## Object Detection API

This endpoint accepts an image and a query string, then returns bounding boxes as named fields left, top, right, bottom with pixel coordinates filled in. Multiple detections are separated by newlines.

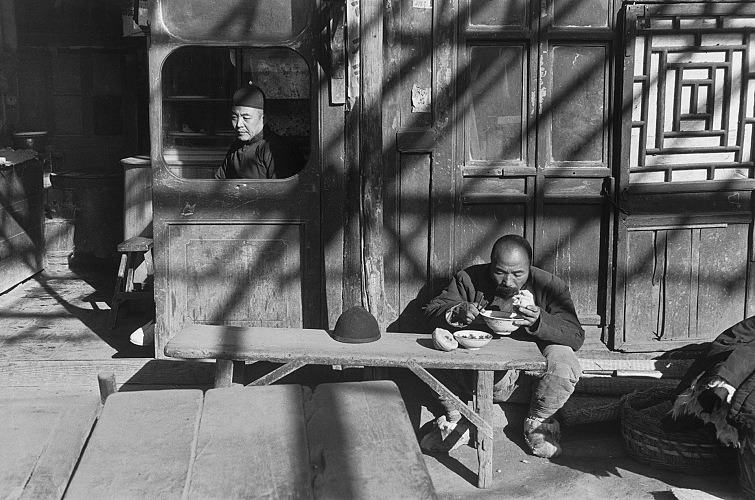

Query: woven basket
left=620, top=387, right=738, bottom=475
left=560, top=394, right=625, bottom=426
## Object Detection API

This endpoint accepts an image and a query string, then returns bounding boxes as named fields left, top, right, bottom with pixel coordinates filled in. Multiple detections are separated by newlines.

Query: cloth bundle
left=664, top=316, right=755, bottom=447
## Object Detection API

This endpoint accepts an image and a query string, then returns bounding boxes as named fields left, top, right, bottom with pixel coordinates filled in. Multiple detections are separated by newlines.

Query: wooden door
left=446, top=0, right=618, bottom=343
left=149, top=0, right=332, bottom=355
left=615, top=2, right=755, bottom=351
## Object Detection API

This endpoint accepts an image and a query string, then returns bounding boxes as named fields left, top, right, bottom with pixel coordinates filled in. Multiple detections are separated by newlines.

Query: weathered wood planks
left=0, top=394, right=99, bottom=500
left=306, top=380, right=437, bottom=499
left=64, top=390, right=203, bottom=499
left=64, top=382, right=435, bottom=499
left=188, top=386, right=313, bottom=499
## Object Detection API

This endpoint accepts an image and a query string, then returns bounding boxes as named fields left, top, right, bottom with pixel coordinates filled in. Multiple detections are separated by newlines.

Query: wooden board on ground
left=306, top=380, right=437, bottom=499
left=64, top=390, right=203, bottom=499
left=0, top=394, right=99, bottom=500
left=188, top=385, right=312, bottom=499
left=0, top=359, right=215, bottom=389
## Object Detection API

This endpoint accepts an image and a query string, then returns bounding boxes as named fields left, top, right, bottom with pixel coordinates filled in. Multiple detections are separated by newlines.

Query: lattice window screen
left=630, top=14, right=755, bottom=184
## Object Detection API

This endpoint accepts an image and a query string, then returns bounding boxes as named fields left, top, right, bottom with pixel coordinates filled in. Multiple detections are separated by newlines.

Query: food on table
left=513, top=290, right=535, bottom=309
left=454, top=332, right=492, bottom=340
left=453, top=330, right=493, bottom=349
left=432, top=327, right=458, bottom=351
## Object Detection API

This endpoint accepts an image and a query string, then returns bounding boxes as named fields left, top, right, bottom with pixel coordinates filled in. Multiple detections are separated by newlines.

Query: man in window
left=214, top=84, right=306, bottom=179
left=422, top=234, right=584, bottom=458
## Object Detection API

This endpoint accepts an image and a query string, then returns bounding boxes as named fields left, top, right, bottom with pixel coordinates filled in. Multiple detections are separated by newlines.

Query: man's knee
left=542, top=344, right=582, bottom=383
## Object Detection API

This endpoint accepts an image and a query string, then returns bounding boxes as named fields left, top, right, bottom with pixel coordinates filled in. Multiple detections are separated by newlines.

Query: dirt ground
left=0, top=261, right=750, bottom=499
left=419, top=403, right=747, bottom=499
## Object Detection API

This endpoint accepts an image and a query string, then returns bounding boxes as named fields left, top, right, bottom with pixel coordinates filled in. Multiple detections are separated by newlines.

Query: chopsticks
left=473, top=291, right=488, bottom=311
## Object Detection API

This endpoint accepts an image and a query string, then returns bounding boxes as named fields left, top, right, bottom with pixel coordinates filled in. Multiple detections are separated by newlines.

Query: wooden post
left=359, top=0, right=386, bottom=329
left=476, top=370, right=494, bottom=488
left=342, top=0, right=362, bottom=311
left=97, top=372, right=117, bottom=404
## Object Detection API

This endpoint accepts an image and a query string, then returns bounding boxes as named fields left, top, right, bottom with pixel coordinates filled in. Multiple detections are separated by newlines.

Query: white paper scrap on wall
left=411, top=84, right=431, bottom=113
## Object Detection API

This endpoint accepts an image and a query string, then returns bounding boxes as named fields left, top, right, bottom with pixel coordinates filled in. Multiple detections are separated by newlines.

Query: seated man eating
left=422, top=234, right=584, bottom=458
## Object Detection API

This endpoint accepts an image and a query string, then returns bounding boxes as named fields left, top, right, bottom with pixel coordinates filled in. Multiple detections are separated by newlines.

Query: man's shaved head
left=491, top=234, right=532, bottom=264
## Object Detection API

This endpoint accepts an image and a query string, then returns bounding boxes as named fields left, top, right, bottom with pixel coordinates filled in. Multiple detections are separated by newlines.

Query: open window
left=161, top=46, right=311, bottom=179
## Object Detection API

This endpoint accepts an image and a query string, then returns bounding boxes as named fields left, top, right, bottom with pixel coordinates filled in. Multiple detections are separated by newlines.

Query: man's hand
left=515, top=304, right=540, bottom=328
left=450, top=302, right=481, bottom=326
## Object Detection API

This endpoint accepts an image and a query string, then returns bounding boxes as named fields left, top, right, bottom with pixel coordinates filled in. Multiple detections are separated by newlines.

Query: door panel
left=619, top=224, right=749, bottom=348
left=539, top=198, right=605, bottom=326
left=615, top=2, right=755, bottom=351
left=450, top=0, right=617, bottom=343
left=455, top=197, right=531, bottom=269
left=167, top=223, right=304, bottom=329
left=465, top=45, right=527, bottom=164
left=549, top=44, right=609, bottom=165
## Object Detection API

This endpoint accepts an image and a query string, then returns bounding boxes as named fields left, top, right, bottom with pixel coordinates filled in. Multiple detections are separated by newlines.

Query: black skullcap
left=331, top=306, right=381, bottom=344
left=232, top=84, right=265, bottom=109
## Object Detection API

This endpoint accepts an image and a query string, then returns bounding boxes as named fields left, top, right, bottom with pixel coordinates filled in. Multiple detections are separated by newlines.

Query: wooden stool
left=108, top=236, right=154, bottom=329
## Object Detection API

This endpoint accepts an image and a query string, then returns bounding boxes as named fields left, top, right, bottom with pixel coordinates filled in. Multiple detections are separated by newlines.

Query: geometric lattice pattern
left=630, top=14, right=755, bottom=184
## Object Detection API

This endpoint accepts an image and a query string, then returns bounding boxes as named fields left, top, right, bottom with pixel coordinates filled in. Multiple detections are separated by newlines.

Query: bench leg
left=406, top=361, right=493, bottom=437
left=214, top=360, right=246, bottom=387
left=107, top=253, right=128, bottom=329
left=214, top=360, right=234, bottom=388
left=476, top=370, right=494, bottom=489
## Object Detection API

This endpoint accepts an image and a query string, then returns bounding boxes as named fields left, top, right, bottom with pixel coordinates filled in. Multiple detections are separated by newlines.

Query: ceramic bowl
left=478, top=310, right=520, bottom=335
left=453, top=330, right=493, bottom=350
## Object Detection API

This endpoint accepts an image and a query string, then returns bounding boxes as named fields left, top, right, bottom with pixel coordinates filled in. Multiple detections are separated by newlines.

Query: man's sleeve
left=215, top=143, right=238, bottom=179
left=266, top=138, right=305, bottom=179
left=528, top=278, right=584, bottom=351
left=709, top=316, right=755, bottom=388
left=214, top=158, right=229, bottom=179
left=424, top=271, right=476, bottom=328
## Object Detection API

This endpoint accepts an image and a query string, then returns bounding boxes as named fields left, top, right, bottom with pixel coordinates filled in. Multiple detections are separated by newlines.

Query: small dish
left=453, top=330, right=493, bottom=350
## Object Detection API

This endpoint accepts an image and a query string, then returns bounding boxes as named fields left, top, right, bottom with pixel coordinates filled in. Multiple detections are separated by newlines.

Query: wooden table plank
left=64, top=390, right=203, bottom=500
left=187, top=386, right=312, bottom=500
left=306, top=381, right=437, bottom=500
left=0, top=395, right=99, bottom=500
left=165, top=326, right=546, bottom=371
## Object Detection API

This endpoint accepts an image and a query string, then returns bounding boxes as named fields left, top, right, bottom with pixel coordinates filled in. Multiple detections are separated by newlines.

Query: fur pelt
left=671, top=373, right=740, bottom=447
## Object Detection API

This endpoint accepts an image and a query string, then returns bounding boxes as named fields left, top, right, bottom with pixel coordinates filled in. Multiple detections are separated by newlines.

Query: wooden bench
left=65, top=380, right=436, bottom=499
left=164, top=324, right=546, bottom=489
left=108, top=236, right=154, bottom=329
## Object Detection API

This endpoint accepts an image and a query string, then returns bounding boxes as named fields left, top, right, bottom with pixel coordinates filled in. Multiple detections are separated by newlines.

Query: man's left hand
left=514, top=304, right=540, bottom=328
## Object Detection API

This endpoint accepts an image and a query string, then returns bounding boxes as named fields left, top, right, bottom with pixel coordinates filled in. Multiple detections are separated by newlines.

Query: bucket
left=49, top=169, right=123, bottom=263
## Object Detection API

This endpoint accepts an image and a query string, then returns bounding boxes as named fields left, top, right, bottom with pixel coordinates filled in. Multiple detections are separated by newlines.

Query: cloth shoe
left=419, top=416, right=471, bottom=453
left=523, top=416, right=562, bottom=458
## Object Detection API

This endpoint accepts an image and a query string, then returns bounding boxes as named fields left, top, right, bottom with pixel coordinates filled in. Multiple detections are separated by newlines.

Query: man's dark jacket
left=675, top=316, right=755, bottom=430
left=424, top=263, right=584, bottom=351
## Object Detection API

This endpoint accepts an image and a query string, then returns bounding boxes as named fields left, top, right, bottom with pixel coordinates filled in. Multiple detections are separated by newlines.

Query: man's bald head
left=489, top=235, right=532, bottom=298
left=491, top=234, right=532, bottom=264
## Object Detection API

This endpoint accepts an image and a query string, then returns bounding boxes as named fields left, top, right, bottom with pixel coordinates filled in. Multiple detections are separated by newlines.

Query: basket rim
left=620, top=387, right=738, bottom=474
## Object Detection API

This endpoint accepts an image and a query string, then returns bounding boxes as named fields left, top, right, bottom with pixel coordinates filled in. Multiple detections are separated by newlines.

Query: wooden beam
left=247, top=358, right=309, bottom=386
left=406, top=361, right=493, bottom=438
left=360, top=0, right=386, bottom=328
